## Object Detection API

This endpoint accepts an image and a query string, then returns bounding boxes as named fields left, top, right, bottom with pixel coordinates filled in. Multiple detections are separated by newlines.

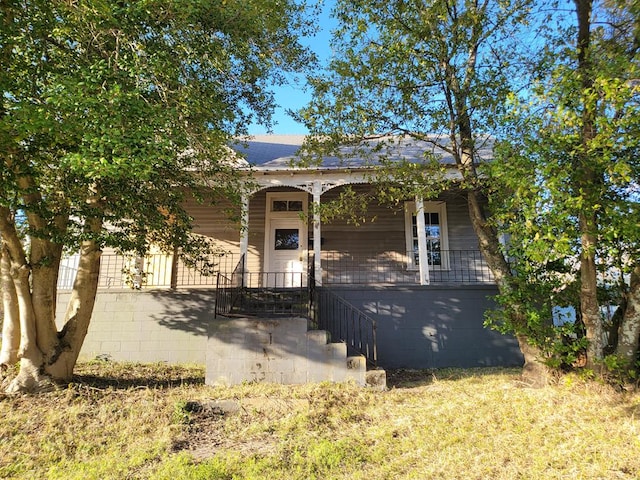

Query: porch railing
left=58, top=252, right=241, bottom=290
left=314, top=285, right=378, bottom=368
left=235, top=272, right=311, bottom=317
left=58, top=249, right=494, bottom=290
left=320, top=249, right=494, bottom=285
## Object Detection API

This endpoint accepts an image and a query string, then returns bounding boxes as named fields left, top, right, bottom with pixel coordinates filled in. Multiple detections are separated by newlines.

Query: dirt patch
left=172, top=397, right=309, bottom=461
left=385, top=369, right=436, bottom=388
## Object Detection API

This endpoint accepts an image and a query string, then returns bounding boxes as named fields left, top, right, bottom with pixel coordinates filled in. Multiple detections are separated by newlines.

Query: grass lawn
left=1, top=362, right=640, bottom=479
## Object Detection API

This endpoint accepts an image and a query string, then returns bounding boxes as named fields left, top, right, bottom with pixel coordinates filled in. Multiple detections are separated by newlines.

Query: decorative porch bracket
left=251, top=171, right=369, bottom=284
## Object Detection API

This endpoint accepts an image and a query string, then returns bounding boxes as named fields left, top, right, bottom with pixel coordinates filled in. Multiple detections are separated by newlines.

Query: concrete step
left=365, top=369, right=387, bottom=391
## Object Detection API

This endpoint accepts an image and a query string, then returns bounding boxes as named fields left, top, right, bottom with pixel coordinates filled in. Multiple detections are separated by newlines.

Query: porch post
left=415, top=195, right=430, bottom=285
left=312, top=180, right=322, bottom=285
left=239, top=192, right=250, bottom=274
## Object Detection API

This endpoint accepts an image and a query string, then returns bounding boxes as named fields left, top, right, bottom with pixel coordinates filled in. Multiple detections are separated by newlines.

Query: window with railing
left=404, top=201, right=449, bottom=270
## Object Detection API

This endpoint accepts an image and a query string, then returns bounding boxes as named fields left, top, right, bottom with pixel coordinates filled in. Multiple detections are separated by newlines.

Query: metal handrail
left=214, top=255, right=245, bottom=318
left=314, top=285, right=378, bottom=367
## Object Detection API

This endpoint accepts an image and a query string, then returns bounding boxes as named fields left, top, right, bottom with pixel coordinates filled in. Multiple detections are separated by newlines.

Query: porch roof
left=231, top=134, right=494, bottom=172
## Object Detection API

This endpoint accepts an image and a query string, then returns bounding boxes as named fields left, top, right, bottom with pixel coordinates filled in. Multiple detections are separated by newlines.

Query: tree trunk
left=574, top=0, right=604, bottom=370
left=580, top=222, right=605, bottom=370
left=0, top=247, right=20, bottom=368
left=46, top=232, right=102, bottom=380
left=0, top=189, right=104, bottom=391
left=615, top=265, right=640, bottom=365
left=5, top=262, right=49, bottom=393
left=517, top=334, right=552, bottom=387
left=30, top=238, right=64, bottom=364
left=467, top=188, right=550, bottom=386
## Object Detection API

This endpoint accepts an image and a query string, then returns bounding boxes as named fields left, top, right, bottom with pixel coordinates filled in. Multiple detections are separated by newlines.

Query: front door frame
left=263, top=191, right=309, bottom=285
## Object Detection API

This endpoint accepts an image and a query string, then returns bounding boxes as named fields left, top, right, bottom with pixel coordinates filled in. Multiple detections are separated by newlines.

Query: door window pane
left=272, top=200, right=288, bottom=211
left=288, top=200, right=303, bottom=211
left=274, top=229, right=299, bottom=250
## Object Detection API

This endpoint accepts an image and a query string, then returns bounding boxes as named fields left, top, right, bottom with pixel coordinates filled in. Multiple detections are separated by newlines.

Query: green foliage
left=484, top=1, right=640, bottom=365
left=299, top=0, right=533, bottom=140
left=172, top=400, right=192, bottom=426
left=545, top=325, right=589, bottom=370
left=310, top=186, right=373, bottom=226
left=1, top=0, right=315, bottom=256
left=601, top=354, right=640, bottom=386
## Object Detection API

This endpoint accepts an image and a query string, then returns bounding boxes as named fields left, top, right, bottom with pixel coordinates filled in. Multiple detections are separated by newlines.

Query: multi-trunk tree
left=0, top=0, right=313, bottom=392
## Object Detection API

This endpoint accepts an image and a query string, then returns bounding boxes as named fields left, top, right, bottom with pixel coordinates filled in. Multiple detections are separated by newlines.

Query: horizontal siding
left=183, top=185, right=479, bottom=260
left=320, top=185, right=405, bottom=258
left=247, top=190, right=267, bottom=273
left=185, top=197, right=241, bottom=247
left=319, top=186, right=479, bottom=257
left=178, top=185, right=483, bottom=283
left=442, top=194, right=480, bottom=251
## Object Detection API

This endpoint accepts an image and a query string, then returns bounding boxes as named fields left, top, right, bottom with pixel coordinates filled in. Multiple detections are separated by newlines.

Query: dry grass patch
left=1, top=363, right=640, bottom=479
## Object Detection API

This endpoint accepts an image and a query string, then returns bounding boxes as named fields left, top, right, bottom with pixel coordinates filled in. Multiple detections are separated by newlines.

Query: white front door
left=264, top=192, right=308, bottom=288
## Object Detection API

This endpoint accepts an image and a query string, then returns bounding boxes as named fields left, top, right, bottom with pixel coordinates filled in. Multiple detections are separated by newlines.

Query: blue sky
left=248, top=1, right=337, bottom=135
left=247, top=0, right=580, bottom=136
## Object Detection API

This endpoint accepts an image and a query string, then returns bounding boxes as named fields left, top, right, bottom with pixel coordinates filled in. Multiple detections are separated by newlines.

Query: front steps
left=206, top=316, right=376, bottom=387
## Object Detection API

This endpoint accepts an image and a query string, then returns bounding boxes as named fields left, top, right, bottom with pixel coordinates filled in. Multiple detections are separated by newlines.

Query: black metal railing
left=314, top=286, right=377, bottom=367
left=58, top=249, right=495, bottom=290
left=58, top=252, right=241, bottom=290
left=235, top=272, right=311, bottom=317
left=320, top=249, right=494, bottom=285
left=214, top=255, right=245, bottom=318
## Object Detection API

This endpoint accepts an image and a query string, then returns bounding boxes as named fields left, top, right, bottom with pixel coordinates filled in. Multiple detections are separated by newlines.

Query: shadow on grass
left=385, top=369, right=436, bottom=388
left=68, top=362, right=521, bottom=391
left=70, top=374, right=205, bottom=390
left=70, top=362, right=205, bottom=390
left=386, top=367, right=522, bottom=389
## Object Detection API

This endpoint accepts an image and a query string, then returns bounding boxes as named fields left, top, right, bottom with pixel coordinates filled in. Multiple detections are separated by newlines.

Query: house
left=56, top=135, right=524, bottom=385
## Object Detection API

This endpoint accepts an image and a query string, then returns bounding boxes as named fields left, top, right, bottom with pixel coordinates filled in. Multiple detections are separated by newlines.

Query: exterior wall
left=55, top=290, right=367, bottom=385
left=319, top=185, right=406, bottom=258
left=318, top=186, right=484, bottom=284
left=319, top=186, right=479, bottom=256
left=187, top=197, right=241, bottom=247
left=56, top=289, right=215, bottom=363
left=185, top=184, right=480, bottom=275
left=444, top=193, right=481, bottom=250
left=186, top=187, right=313, bottom=275
left=58, top=285, right=523, bottom=370
left=331, top=285, right=524, bottom=369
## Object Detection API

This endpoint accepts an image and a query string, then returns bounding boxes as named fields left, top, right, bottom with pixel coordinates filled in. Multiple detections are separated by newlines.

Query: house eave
left=240, top=164, right=463, bottom=192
